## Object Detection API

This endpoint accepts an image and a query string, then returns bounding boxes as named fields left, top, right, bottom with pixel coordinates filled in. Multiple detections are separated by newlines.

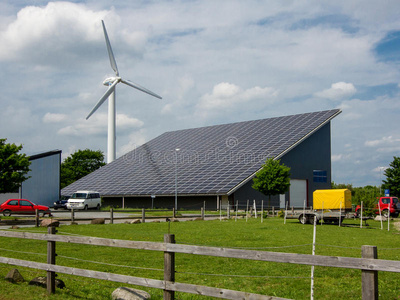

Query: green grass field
left=0, top=217, right=399, bottom=299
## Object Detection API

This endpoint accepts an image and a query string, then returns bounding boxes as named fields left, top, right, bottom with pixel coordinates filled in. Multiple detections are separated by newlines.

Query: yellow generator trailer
left=286, top=189, right=351, bottom=225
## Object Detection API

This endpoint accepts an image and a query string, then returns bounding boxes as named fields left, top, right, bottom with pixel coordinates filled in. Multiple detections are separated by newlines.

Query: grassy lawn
left=0, top=217, right=399, bottom=299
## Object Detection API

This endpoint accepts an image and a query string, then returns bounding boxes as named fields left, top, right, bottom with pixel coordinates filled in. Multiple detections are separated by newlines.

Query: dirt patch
left=394, top=221, right=400, bottom=231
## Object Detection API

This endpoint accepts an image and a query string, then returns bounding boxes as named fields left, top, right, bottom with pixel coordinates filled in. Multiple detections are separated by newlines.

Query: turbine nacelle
left=103, top=77, right=121, bottom=86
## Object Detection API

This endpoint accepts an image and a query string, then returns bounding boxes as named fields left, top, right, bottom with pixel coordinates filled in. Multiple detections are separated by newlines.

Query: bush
left=277, top=210, right=285, bottom=218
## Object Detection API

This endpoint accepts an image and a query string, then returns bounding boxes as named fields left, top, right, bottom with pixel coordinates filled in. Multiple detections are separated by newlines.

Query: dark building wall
left=21, top=151, right=61, bottom=207
left=280, top=122, right=332, bottom=205
left=233, top=123, right=331, bottom=208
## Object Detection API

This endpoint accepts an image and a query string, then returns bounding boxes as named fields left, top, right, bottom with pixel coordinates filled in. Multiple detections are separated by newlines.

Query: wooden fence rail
left=0, top=229, right=398, bottom=299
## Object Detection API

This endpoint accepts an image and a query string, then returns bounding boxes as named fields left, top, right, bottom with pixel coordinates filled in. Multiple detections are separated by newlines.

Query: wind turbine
left=86, top=20, right=162, bottom=163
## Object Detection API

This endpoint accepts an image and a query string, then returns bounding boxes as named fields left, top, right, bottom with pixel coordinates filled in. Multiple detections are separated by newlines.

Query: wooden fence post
left=142, top=208, right=146, bottom=223
left=227, top=206, right=230, bottom=219
left=71, top=208, right=74, bottom=223
left=173, top=208, right=176, bottom=219
left=35, top=209, right=39, bottom=227
left=110, top=208, right=113, bottom=224
left=164, top=234, right=175, bottom=300
left=47, top=226, right=56, bottom=294
left=261, top=201, right=264, bottom=223
left=362, top=245, right=378, bottom=300
left=201, top=207, right=204, bottom=220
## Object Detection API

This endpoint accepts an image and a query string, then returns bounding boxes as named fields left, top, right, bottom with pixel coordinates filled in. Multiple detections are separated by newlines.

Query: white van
left=66, top=191, right=101, bottom=210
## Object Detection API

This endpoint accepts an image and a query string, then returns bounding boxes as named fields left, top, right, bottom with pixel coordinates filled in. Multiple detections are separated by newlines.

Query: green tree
left=331, top=181, right=353, bottom=191
left=382, top=156, right=400, bottom=197
left=332, top=181, right=381, bottom=208
left=252, top=158, right=291, bottom=207
left=352, top=185, right=381, bottom=208
left=0, top=138, right=31, bottom=193
left=61, top=149, right=106, bottom=189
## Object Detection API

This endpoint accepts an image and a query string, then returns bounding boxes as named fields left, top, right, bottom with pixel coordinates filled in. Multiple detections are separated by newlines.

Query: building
left=1, top=150, right=62, bottom=207
left=61, top=109, right=341, bottom=209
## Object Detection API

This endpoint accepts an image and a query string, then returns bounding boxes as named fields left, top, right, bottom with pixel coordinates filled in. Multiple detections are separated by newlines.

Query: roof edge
left=29, top=150, right=62, bottom=161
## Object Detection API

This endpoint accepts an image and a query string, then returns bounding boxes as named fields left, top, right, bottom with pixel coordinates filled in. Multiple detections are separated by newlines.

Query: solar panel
left=62, top=109, right=341, bottom=196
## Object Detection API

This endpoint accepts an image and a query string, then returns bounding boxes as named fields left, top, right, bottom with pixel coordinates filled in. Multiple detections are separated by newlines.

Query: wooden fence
left=0, top=228, right=399, bottom=299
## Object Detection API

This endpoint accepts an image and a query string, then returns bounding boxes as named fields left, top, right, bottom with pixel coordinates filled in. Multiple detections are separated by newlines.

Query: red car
left=0, top=199, right=51, bottom=217
left=354, top=196, right=399, bottom=218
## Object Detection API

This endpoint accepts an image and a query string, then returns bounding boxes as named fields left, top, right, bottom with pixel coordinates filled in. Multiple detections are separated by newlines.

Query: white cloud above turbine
left=0, top=2, right=147, bottom=69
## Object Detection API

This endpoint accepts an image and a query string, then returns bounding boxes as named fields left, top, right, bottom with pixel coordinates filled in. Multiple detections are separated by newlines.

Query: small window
left=313, top=170, right=327, bottom=183
left=382, top=198, right=390, bottom=204
left=20, top=200, right=32, bottom=206
left=8, top=200, right=18, bottom=206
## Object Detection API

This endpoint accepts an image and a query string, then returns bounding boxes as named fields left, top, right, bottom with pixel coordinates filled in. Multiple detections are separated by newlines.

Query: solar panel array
left=61, top=109, right=341, bottom=196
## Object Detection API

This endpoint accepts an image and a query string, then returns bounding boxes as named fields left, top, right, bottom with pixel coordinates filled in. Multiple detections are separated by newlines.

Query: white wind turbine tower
left=87, top=20, right=162, bottom=163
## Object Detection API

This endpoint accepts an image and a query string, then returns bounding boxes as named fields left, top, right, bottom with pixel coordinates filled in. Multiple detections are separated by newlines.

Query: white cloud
left=58, top=123, right=102, bottom=136
left=197, top=82, right=278, bottom=111
left=0, top=3, right=104, bottom=61
left=365, top=136, right=400, bottom=147
left=116, top=114, right=144, bottom=128
left=372, top=166, right=388, bottom=173
left=58, top=113, right=143, bottom=136
left=314, top=82, right=357, bottom=100
left=376, top=146, right=400, bottom=153
left=43, top=112, right=67, bottom=123
left=0, top=2, right=147, bottom=70
left=331, top=154, right=351, bottom=162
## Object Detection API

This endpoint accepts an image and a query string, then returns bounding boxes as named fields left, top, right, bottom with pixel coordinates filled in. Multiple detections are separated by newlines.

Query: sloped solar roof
left=62, top=109, right=341, bottom=197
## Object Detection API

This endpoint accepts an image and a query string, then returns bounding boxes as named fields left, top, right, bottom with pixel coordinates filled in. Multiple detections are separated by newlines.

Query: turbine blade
left=102, top=20, right=119, bottom=76
left=86, top=81, right=119, bottom=120
left=121, top=79, right=162, bottom=99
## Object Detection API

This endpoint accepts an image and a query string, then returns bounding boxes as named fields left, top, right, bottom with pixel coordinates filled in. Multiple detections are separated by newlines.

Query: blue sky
left=0, top=1, right=400, bottom=187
